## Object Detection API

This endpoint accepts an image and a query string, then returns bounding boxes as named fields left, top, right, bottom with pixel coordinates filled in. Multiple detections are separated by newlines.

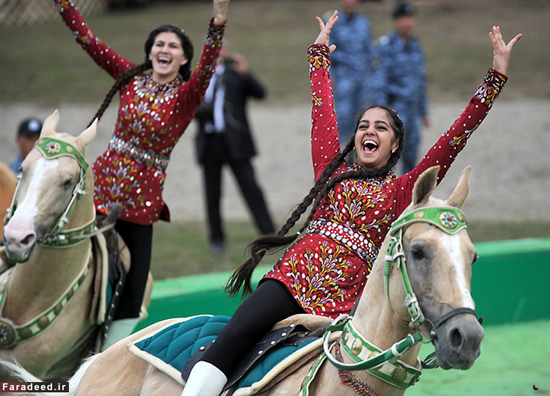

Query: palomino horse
left=0, top=111, right=152, bottom=381
left=0, top=161, right=16, bottom=238
left=8, top=166, right=483, bottom=395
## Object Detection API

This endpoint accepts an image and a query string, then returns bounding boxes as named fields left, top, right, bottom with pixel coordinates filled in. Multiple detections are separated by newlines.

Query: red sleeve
left=175, top=19, right=225, bottom=127
left=54, top=0, right=134, bottom=79
left=393, top=69, right=508, bottom=214
left=308, top=44, right=341, bottom=182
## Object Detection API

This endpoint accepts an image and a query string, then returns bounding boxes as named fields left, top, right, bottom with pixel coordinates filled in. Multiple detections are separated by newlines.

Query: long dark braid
left=87, top=62, right=151, bottom=128
left=225, top=104, right=405, bottom=298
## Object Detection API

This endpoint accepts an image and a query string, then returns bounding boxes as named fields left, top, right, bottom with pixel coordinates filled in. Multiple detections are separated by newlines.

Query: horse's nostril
left=450, top=328, right=463, bottom=348
left=21, top=233, right=36, bottom=246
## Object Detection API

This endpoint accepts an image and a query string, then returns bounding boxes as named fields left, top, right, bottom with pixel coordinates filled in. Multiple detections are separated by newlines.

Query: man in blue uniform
left=328, top=0, right=373, bottom=147
left=370, top=1, right=430, bottom=174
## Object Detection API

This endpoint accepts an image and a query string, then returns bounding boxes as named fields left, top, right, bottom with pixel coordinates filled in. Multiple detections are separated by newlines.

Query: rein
left=312, top=206, right=479, bottom=392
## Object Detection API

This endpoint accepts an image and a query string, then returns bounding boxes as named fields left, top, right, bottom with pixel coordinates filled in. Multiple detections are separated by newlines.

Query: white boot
left=101, top=317, right=139, bottom=351
left=181, top=361, right=228, bottom=396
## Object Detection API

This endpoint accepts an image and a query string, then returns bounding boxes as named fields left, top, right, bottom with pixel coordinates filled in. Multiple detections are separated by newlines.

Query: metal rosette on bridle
left=0, top=317, right=18, bottom=349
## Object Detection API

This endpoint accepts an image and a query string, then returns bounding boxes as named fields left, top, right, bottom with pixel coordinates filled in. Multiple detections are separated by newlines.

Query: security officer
left=326, top=0, right=373, bottom=147
left=370, top=1, right=430, bottom=174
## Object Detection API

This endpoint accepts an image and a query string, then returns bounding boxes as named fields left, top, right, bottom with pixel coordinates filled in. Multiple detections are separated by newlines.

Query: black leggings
left=201, top=279, right=305, bottom=377
left=113, top=219, right=153, bottom=319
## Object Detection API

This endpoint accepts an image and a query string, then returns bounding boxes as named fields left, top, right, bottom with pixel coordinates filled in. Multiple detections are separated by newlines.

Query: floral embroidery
left=475, top=69, right=507, bottom=108
left=308, top=45, right=331, bottom=72
left=450, top=126, right=477, bottom=147
left=289, top=243, right=349, bottom=311
left=312, top=94, right=324, bottom=108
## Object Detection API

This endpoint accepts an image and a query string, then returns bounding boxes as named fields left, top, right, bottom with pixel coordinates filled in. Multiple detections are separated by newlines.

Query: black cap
left=392, top=2, right=416, bottom=19
left=17, top=118, right=42, bottom=138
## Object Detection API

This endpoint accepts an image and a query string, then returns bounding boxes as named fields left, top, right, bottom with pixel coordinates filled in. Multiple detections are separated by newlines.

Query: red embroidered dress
left=264, top=44, right=507, bottom=319
left=55, top=0, right=225, bottom=225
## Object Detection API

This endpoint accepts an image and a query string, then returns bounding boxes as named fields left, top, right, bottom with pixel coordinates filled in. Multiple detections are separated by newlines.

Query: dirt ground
left=1, top=98, right=549, bottom=222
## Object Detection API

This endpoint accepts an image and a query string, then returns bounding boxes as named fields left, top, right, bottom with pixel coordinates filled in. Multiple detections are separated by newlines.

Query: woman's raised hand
left=213, top=0, right=230, bottom=25
left=490, top=26, right=521, bottom=76
left=314, top=10, right=339, bottom=52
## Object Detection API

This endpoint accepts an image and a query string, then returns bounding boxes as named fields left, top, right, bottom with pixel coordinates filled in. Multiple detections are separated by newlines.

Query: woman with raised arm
left=181, top=12, right=520, bottom=396
left=53, top=0, right=230, bottom=349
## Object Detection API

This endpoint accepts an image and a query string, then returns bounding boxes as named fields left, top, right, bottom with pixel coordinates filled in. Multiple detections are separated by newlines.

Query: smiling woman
left=149, top=32, right=188, bottom=84
left=354, top=106, right=400, bottom=170
left=51, top=0, right=230, bottom=349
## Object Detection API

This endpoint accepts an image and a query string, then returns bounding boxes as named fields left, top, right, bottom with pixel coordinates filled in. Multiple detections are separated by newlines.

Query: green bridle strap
left=383, top=206, right=468, bottom=327
left=5, top=137, right=95, bottom=247
left=0, top=250, right=93, bottom=348
left=35, top=137, right=89, bottom=174
left=323, top=316, right=423, bottom=372
left=35, top=138, right=93, bottom=246
left=389, top=206, right=467, bottom=236
left=318, top=315, right=423, bottom=390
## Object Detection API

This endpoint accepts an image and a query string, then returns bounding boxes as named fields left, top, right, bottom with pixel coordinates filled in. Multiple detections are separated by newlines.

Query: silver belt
left=307, top=219, right=379, bottom=264
left=109, top=137, right=169, bottom=169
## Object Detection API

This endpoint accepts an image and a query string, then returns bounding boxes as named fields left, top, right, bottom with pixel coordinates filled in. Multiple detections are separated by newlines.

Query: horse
left=0, top=110, right=152, bottom=381
left=5, top=165, right=483, bottom=395
left=0, top=161, right=16, bottom=239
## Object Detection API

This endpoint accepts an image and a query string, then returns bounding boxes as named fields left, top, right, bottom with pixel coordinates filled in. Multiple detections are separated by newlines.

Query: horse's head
left=3, top=110, right=97, bottom=262
left=386, top=166, right=483, bottom=370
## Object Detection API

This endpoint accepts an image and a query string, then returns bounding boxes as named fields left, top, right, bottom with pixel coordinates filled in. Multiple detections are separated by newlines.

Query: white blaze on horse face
left=438, top=232, right=475, bottom=309
left=6, top=157, right=57, bottom=238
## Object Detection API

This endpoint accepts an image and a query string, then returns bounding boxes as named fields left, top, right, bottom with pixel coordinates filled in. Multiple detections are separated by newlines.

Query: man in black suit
left=195, top=43, right=274, bottom=254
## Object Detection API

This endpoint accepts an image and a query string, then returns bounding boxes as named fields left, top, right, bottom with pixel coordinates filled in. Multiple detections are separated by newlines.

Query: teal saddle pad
left=131, top=315, right=317, bottom=389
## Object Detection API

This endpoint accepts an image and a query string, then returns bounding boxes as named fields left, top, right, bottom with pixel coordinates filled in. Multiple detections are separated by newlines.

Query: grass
left=1, top=0, right=549, bottom=105
left=408, top=320, right=550, bottom=395
left=151, top=218, right=550, bottom=280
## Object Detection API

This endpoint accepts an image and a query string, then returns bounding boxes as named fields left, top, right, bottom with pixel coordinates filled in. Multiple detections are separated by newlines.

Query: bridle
left=384, top=206, right=479, bottom=339
left=316, top=206, right=480, bottom=390
left=5, top=137, right=110, bottom=248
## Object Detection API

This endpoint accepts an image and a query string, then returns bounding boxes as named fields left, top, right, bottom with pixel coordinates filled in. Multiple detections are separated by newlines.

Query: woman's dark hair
left=87, top=24, right=194, bottom=127
left=144, top=24, right=194, bottom=81
left=225, top=104, right=405, bottom=298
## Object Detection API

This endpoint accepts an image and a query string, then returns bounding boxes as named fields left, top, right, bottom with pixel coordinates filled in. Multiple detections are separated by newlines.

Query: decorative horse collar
left=0, top=250, right=92, bottom=348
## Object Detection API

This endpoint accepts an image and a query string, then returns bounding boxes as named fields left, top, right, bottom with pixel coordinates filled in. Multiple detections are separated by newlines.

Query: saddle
left=128, top=314, right=334, bottom=395
left=90, top=210, right=131, bottom=350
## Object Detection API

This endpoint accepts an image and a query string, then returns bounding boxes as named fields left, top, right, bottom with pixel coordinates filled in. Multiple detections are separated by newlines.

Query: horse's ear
left=412, top=166, right=439, bottom=207
left=75, top=119, right=97, bottom=152
left=41, top=110, right=60, bottom=137
left=447, top=166, right=471, bottom=209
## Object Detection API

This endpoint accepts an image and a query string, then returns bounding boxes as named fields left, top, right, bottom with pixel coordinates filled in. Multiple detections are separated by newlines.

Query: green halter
left=5, top=137, right=95, bottom=247
left=384, top=206, right=468, bottom=327
left=35, top=137, right=89, bottom=175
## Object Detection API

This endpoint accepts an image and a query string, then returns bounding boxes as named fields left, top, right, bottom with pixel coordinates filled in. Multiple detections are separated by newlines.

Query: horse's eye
left=62, top=178, right=74, bottom=189
left=411, top=246, right=425, bottom=260
left=472, top=252, right=478, bottom=266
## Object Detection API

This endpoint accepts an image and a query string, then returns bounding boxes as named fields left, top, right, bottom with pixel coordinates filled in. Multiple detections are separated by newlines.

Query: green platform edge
left=136, top=238, right=550, bottom=331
